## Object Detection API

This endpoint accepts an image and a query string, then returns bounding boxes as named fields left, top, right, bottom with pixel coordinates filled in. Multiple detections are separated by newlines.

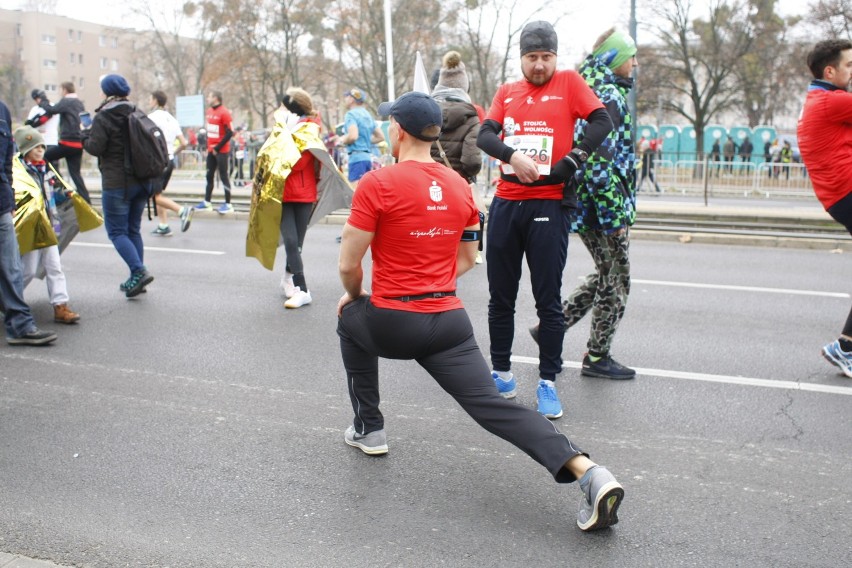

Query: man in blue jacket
left=0, top=99, right=57, bottom=345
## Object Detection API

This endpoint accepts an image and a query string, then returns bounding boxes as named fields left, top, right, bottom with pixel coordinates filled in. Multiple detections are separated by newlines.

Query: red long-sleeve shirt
left=797, top=82, right=852, bottom=209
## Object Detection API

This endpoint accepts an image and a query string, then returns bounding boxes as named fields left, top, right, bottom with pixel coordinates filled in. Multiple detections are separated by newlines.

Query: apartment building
left=0, top=8, right=133, bottom=121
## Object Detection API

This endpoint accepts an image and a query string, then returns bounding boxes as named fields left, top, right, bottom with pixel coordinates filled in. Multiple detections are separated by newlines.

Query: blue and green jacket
left=571, top=53, right=636, bottom=234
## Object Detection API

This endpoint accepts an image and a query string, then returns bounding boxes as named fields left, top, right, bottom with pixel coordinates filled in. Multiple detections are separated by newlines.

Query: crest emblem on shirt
left=526, top=96, right=535, bottom=105
left=429, top=181, right=443, bottom=203
left=503, top=117, right=519, bottom=136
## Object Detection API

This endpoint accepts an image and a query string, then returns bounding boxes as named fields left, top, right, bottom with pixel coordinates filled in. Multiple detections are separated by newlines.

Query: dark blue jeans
left=0, top=212, right=37, bottom=338
left=101, top=184, right=149, bottom=276
left=486, top=198, right=570, bottom=381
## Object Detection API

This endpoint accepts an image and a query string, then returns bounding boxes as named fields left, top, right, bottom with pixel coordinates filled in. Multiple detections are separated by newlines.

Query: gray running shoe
left=7, top=328, right=58, bottom=346
left=344, top=425, right=388, bottom=455
left=577, top=465, right=624, bottom=531
left=180, top=206, right=194, bottom=232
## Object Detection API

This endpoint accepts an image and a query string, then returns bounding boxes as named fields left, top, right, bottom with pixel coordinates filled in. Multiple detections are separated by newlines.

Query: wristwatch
left=570, top=148, right=589, bottom=163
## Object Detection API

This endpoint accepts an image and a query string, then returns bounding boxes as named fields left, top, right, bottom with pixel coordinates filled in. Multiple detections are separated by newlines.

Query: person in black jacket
left=30, top=82, right=89, bottom=202
left=0, top=99, right=58, bottom=345
left=82, top=74, right=154, bottom=298
left=430, top=51, right=485, bottom=263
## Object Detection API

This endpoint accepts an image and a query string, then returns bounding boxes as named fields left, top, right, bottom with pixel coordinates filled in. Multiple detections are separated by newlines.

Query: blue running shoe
left=822, top=340, right=852, bottom=378
left=536, top=379, right=563, bottom=419
left=217, top=202, right=234, bottom=214
left=194, top=200, right=213, bottom=211
left=492, top=371, right=517, bottom=399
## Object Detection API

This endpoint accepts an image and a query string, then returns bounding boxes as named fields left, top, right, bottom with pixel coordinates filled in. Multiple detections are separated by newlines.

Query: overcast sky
left=20, top=0, right=810, bottom=71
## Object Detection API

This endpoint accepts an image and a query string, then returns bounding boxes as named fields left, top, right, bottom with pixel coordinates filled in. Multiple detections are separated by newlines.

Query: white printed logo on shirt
left=429, top=181, right=443, bottom=203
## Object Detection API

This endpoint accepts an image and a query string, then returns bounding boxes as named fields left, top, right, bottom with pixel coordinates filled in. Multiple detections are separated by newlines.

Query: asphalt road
left=1, top=216, right=850, bottom=567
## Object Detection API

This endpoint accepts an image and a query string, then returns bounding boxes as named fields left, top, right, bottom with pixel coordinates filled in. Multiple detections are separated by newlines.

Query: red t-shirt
left=347, top=161, right=480, bottom=313
left=485, top=69, right=603, bottom=201
left=206, top=104, right=233, bottom=153
left=797, top=85, right=852, bottom=209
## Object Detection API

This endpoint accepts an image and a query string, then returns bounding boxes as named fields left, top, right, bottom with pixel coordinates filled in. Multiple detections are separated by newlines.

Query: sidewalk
left=0, top=552, right=68, bottom=568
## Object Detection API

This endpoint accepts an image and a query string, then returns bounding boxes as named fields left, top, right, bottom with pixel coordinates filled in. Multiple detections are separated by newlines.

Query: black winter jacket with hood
left=430, top=95, right=481, bottom=183
left=82, top=99, right=143, bottom=189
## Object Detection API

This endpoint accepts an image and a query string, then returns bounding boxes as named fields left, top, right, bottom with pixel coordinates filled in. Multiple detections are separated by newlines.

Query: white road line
left=70, top=242, right=225, bottom=255
left=510, top=355, right=852, bottom=396
left=631, top=278, right=849, bottom=299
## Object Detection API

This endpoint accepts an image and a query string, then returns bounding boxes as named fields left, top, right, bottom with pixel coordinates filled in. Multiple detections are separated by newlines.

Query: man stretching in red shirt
left=337, top=91, right=624, bottom=532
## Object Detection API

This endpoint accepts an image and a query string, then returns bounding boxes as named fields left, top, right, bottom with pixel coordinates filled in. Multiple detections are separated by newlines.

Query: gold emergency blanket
left=246, top=109, right=353, bottom=271
left=12, top=155, right=103, bottom=256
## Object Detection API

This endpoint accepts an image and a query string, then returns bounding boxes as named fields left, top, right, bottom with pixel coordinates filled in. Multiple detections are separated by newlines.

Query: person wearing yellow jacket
left=12, top=126, right=100, bottom=323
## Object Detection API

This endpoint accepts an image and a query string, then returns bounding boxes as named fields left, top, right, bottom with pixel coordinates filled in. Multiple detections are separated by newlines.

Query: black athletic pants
left=337, top=296, right=586, bottom=483
left=828, top=192, right=852, bottom=337
left=45, top=144, right=89, bottom=203
left=486, top=198, right=569, bottom=381
left=205, top=152, right=231, bottom=203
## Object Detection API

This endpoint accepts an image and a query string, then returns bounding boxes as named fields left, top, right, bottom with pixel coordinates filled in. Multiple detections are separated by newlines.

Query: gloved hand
left=550, top=155, right=578, bottom=183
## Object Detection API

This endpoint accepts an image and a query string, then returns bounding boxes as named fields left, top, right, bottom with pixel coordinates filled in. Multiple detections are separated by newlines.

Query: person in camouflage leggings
left=530, top=28, right=638, bottom=380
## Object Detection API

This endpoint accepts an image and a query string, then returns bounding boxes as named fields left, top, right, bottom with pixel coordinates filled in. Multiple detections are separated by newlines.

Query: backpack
left=123, top=107, right=170, bottom=181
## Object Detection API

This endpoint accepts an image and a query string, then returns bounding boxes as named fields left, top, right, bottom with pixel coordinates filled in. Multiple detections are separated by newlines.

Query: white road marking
left=510, top=355, right=852, bottom=396
left=70, top=242, right=225, bottom=255
left=631, top=278, right=849, bottom=299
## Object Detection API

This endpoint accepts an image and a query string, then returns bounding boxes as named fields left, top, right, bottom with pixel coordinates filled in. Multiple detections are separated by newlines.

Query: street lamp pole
left=384, top=0, right=395, bottom=101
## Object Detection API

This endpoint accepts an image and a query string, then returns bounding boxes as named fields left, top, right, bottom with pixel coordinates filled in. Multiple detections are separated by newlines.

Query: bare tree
left=127, top=1, right=224, bottom=97
left=456, top=0, right=555, bottom=110
left=645, top=0, right=755, bottom=156
left=323, top=0, right=461, bottom=115
left=207, top=0, right=331, bottom=128
left=733, top=0, right=803, bottom=127
left=807, top=0, right=852, bottom=38
left=0, top=55, right=27, bottom=120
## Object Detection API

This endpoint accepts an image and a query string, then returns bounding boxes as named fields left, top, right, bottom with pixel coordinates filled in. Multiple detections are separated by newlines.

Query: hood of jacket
left=439, top=100, right=478, bottom=132
left=578, top=54, right=633, bottom=95
left=432, top=86, right=471, bottom=104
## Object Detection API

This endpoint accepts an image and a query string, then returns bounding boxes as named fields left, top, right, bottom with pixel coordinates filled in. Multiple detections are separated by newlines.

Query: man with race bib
left=477, top=21, right=613, bottom=419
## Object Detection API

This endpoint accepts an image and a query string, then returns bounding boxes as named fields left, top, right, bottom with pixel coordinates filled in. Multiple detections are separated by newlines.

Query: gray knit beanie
left=437, top=51, right=470, bottom=92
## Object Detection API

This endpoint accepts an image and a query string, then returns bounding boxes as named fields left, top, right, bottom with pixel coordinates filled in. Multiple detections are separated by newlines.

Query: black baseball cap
left=377, top=92, right=442, bottom=142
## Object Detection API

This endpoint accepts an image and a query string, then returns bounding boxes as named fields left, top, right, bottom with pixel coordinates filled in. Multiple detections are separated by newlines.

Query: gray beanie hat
left=520, top=21, right=558, bottom=55
left=437, top=51, right=470, bottom=91
left=14, top=125, right=46, bottom=157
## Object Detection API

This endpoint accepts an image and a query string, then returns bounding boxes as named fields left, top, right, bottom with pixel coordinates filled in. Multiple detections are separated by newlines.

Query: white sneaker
left=475, top=251, right=483, bottom=264
left=284, top=289, right=312, bottom=309
left=280, top=272, right=296, bottom=298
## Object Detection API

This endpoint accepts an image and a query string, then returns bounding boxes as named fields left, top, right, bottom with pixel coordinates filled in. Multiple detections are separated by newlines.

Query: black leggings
left=205, top=152, right=231, bottom=202
left=280, top=202, right=312, bottom=290
left=828, top=192, right=852, bottom=336
left=337, top=297, right=587, bottom=483
left=45, top=144, right=89, bottom=203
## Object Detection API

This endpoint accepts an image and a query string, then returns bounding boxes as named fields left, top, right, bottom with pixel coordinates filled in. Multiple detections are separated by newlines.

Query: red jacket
left=283, top=117, right=321, bottom=203
left=797, top=81, right=852, bottom=209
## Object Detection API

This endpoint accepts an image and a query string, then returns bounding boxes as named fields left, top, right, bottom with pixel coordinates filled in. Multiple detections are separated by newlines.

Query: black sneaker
left=125, top=269, right=154, bottom=298
left=581, top=353, right=636, bottom=380
left=7, top=328, right=58, bottom=346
